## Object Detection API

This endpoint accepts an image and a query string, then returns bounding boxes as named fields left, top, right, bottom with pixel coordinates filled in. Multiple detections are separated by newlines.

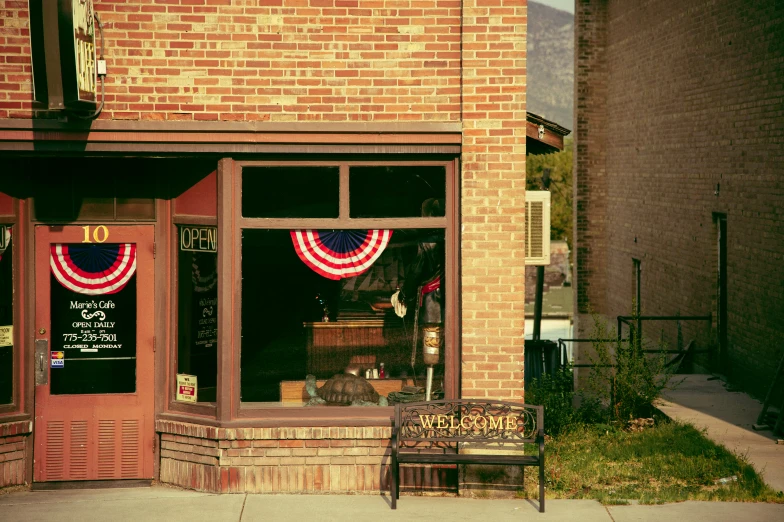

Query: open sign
left=180, top=227, right=217, bottom=253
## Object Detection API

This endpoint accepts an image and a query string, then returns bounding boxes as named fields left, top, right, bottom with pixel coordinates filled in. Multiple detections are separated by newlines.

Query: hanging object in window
left=50, top=243, right=137, bottom=295
left=191, top=253, right=217, bottom=293
left=290, top=230, right=392, bottom=280
left=0, top=226, right=10, bottom=262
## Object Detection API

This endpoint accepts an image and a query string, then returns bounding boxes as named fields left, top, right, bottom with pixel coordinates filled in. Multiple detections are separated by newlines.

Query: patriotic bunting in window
left=50, top=243, right=137, bottom=295
left=290, top=230, right=393, bottom=280
left=191, top=253, right=217, bottom=293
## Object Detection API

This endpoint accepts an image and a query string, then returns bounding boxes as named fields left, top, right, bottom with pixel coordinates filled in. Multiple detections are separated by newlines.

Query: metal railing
left=617, top=315, right=712, bottom=349
left=554, top=314, right=713, bottom=370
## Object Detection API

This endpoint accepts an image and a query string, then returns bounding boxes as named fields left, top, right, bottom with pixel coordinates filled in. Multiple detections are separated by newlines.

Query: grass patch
left=522, top=418, right=783, bottom=504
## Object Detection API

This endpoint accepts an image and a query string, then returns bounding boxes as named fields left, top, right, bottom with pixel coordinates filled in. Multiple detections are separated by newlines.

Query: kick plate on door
left=35, top=339, right=48, bottom=385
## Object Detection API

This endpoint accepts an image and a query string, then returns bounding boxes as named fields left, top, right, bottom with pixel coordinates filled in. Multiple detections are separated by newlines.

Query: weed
left=585, top=312, right=674, bottom=422
left=525, top=364, right=580, bottom=436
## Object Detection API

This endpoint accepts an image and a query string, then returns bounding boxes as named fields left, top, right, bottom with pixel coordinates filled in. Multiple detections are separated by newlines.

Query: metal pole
left=636, top=261, right=642, bottom=350
left=425, top=366, right=434, bottom=401
left=533, top=265, right=544, bottom=341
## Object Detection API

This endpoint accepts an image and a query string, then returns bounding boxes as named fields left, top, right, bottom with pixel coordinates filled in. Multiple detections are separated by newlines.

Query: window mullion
left=339, top=165, right=350, bottom=219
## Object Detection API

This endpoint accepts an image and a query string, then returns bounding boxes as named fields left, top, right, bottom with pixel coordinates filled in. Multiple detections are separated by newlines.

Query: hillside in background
left=528, top=2, right=574, bottom=131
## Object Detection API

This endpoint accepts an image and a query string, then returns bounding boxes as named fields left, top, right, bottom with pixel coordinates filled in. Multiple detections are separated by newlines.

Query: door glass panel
left=0, top=226, right=12, bottom=404
left=78, top=197, right=115, bottom=219
left=116, top=198, right=156, bottom=220
left=49, top=243, right=137, bottom=395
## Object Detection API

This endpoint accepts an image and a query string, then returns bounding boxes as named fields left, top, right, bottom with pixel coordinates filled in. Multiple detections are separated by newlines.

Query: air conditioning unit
left=525, top=191, right=551, bottom=266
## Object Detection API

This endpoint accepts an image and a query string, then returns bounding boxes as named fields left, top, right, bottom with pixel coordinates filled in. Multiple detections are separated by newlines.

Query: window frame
left=227, top=159, right=460, bottom=423
left=167, top=216, right=219, bottom=418
left=0, top=212, right=20, bottom=417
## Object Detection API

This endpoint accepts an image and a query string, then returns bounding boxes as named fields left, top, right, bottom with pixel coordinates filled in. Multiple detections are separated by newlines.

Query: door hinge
left=153, top=242, right=156, bottom=259
left=153, top=337, right=156, bottom=352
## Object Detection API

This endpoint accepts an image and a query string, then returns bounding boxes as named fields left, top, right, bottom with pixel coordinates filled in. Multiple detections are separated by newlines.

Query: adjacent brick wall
left=573, top=0, right=608, bottom=351
left=575, top=0, right=784, bottom=395
left=0, top=421, right=31, bottom=488
left=157, top=420, right=456, bottom=493
left=460, top=0, right=528, bottom=401
left=0, top=0, right=462, bottom=122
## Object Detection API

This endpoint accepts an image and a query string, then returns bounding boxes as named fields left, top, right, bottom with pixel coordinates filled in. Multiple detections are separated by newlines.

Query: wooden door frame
left=33, top=224, right=156, bottom=482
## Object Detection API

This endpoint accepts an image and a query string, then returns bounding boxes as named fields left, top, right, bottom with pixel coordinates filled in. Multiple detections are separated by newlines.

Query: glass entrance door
left=33, top=225, right=155, bottom=482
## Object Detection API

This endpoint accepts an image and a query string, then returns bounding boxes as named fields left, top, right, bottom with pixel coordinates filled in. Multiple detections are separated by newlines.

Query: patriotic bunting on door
left=50, top=243, right=137, bottom=295
left=291, top=230, right=392, bottom=280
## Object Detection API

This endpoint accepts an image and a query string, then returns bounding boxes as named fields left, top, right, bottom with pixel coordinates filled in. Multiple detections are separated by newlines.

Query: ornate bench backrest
left=394, top=400, right=543, bottom=444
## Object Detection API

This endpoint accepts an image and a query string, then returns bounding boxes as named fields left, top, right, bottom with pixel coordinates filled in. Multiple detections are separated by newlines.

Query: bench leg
left=539, top=463, right=545, bottom=513
left=391, top=459, right=398, bottom=509
left=395, top=461, right=400, bottom=499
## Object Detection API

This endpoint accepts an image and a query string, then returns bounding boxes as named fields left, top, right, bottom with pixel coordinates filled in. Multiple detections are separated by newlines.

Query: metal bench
left=390, top=399, right=545, bottom=512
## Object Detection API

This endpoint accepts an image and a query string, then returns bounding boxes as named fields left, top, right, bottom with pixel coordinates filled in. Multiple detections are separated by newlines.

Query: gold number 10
left=82, top=225, right=109, bottom=243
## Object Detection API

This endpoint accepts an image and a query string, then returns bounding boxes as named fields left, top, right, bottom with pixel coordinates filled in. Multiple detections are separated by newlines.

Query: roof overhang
left=526, top=112, right=571, bottom=155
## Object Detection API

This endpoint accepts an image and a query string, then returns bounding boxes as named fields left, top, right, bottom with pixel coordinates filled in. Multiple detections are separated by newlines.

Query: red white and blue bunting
left=290, top=230, right=392, bottom=280
left=50, top=243, right=137, bottom=295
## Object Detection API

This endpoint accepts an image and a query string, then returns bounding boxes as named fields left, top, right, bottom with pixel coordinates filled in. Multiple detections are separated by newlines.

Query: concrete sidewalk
left=657, top=374, right=784, bottom=494
left=4, top=374, right=783, bottom=521
left=1, top=487, right=784, bottom=522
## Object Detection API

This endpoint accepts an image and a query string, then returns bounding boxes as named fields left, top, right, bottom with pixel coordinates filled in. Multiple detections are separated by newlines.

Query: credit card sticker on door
left=51, top=351, right=64, bottom=368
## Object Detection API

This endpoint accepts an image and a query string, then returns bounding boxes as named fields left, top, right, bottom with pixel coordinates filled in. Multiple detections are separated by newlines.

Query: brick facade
left=460, top=0, right=528, bottom=401
left=573, top=0, right=608, bottom=345
left=0, top=0, right=530, bottom=493
left=157, top=420, right=456, bottom=493
left=1, top=0, right=462, bottom=122
left=574, top=0, right=784, bottom=395
left=0, top=421, right=31, bottom=488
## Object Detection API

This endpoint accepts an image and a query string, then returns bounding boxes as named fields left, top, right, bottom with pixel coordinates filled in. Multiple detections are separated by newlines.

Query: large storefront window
left=0, top=226, right=12, bottom=405
left=239, top=164, right=452, bottom=407
left=177, top=226, right=218, bottom=403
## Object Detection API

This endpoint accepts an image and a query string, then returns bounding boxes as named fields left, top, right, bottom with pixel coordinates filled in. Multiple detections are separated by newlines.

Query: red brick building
left=0, top=0, right=571, bottom=494
left=574, top=0, right=784, bottom=396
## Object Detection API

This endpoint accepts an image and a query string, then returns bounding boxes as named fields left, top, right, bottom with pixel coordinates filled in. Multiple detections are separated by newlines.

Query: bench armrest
left=538, top=427, right=545, bottom=460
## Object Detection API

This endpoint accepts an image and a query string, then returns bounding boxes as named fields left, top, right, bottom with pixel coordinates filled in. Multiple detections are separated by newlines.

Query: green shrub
left=585, top=313, right=674, bottom=422
left=526, top=365, right=580, bottom=436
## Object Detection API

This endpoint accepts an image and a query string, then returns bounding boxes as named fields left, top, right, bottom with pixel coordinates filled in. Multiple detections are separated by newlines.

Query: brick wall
left=0, top=421, right=31, bottom=488
left=459, top=0, right=528, bottom=401
left=575, top=0, right=784, bottom=395
left=573, top=0, right=608, bottom=343
left=0, top=0, right=462, bottom=122
left=157, top=420, right=456, bottom=493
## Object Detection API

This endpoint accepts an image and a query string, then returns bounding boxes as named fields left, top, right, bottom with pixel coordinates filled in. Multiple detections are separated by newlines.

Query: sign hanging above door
left=29, top=0, right=98, bottom=111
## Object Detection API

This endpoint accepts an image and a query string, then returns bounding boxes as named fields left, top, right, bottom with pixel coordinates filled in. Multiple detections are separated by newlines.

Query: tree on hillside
left=527, top=138, right=573, bottom=248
